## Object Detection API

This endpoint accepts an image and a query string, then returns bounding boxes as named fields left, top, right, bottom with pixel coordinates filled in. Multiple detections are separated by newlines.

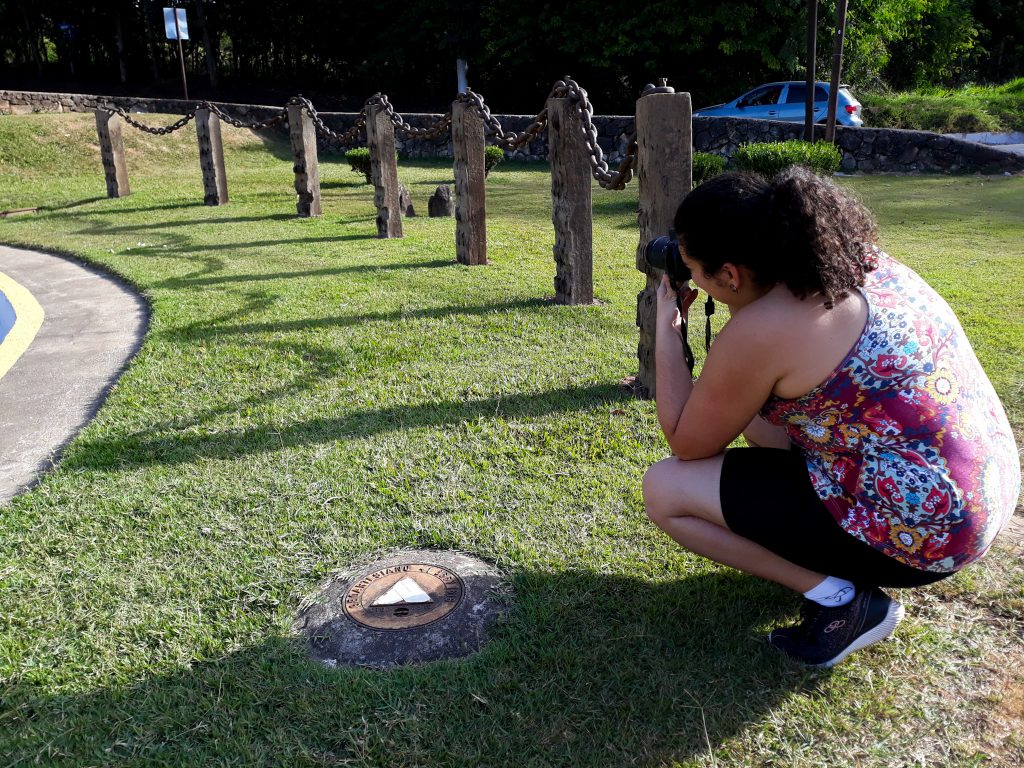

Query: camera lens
left=643, top=235, right=675, bottom=271
left=642, top=235, right=690, bottom=284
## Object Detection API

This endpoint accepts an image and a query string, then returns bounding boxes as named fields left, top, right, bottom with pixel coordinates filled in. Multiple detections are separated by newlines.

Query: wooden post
left=94, top=110, right=130, bottom=198
left=547, top=97, right=592, bottom=305
left=287, top=103, right=321, bottom=217
left=195, top=106, right=228, bottom=205
left=635, top=92, right=692, bottom=399
left=452, top=99, right=487, bottom=265
left=365, top=103, right=403, bottom=238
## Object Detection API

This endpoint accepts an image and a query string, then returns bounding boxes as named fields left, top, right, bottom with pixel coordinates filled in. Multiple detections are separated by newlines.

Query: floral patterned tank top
left=761, top=253, right=1020, bottom=572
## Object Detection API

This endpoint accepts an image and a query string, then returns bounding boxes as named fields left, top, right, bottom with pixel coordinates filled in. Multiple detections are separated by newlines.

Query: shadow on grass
left=592, top=196, right=640, bottom=220
left=1, top=570, right=822, bottom=765
left=65, top=200, right=208, bottom=216
left=321, top=179, right=366, bottom=190
left=249, top=128, right=294, bottom=162
left=134, top=233, right=380, bottom=255
left=167, top=297, right=552, bottom=340
left=85, top=213, right=297, bottom=233
left=64, top=380, right=628, bottom=470
left=153, top=258, right=458, bottom=289
left=38, top=196, right=109, bottom=212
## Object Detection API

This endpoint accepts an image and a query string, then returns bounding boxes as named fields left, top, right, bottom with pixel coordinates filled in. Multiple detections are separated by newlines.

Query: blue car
left=695, top=81, right=864, bottom=127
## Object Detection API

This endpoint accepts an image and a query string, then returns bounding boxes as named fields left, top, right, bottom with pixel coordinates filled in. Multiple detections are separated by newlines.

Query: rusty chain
left=456, top=80, right=636, bottom=189
left=286, top=96, right=366, bottom=146
left=363, top=93, right=452, bottom=140
left=102, top=82, right=643, bottom=188
left=205, top=101, right=286, bottom=131
left=103, top=102, right=285, bottom=134
left=550, top=77, right=636, bottom=190
left=454, top=89, right=549, bottom=150
left=101, top=104, right=197, bottom=135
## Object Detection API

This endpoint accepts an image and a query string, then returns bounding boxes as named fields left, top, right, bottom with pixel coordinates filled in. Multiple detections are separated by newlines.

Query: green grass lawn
left=1, top=112, right=1022, bottom=767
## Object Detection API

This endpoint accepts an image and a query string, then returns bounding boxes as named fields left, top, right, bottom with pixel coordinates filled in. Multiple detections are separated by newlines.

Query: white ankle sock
left=804, top=576, right=856, bottom=607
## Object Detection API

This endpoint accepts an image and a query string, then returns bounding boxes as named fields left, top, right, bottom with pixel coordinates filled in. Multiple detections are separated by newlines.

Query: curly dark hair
left=673, top=166, right=879, bottom=309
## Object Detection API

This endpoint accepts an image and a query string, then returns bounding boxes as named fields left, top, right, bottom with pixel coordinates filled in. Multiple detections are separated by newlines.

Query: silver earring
left=730, top=284, right=737, bottom=292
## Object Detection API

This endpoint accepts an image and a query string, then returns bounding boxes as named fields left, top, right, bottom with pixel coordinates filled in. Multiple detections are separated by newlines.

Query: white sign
left=163, top=8, right=189, bottom=40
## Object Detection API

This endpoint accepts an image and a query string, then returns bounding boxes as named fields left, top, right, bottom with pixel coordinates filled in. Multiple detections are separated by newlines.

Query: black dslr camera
left=641, top=229, right=690, bottom=288
left=641, top=228, right=715, bottom=372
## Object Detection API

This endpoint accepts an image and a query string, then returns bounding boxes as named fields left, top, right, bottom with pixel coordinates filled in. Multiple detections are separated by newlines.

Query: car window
left=743, top=85, right=783, bottom=106
left=785, top=84, right=805, bottom=104
left=784, top=85, right=829, bottom=104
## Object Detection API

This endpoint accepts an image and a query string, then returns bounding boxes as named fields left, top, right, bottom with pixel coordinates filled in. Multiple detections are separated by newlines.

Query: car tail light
left=845, top=105, right=858, bottom=114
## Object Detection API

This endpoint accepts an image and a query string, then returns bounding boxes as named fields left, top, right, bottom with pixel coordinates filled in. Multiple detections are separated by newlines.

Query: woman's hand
left=656, top=274, right=699, bottom=334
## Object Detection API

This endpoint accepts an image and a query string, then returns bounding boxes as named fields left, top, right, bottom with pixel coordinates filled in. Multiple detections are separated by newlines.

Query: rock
left=428, top=185, right=453, bottom=217
left=897, top=145, right=920, bottom=164
left=399, top=183, right=415, bottom=217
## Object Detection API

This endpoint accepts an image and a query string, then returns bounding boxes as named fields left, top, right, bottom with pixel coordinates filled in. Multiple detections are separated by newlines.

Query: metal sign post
left=163, top=7, right=190, bottom=101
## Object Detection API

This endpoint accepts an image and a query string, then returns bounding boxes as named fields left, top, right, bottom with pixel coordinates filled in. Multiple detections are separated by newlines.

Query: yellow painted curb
left=0, top=270, right=45, bottom=380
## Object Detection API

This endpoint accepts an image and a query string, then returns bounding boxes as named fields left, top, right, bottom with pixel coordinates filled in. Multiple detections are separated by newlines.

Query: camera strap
left=676, top=292, right=696, bottom=372
left=705, top=296, right=715, bottom=351
left=676, top=293, right=716, bottom=373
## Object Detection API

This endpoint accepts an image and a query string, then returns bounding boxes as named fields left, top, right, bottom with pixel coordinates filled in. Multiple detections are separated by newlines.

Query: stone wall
left=692, top=116, right=1024, bottom=174
left=3, top=89, right=1021, bottom=174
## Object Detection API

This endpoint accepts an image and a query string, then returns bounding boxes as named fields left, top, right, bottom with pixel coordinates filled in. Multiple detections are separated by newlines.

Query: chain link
left=551, top=77, right=636, bottom=190
left=205, top=101, right=287, bottom=131
left=103, top=102, right=287, bottom=134
left=454, top=89, right=549, bottom=150
left=363, top=93, right=452, bottom=140
left=286, top=96, right=366, bottom=146
left=102, top=85, right=638, bottom=187
left=102, top=105, right=197, bottom=135
left=455, top=82, right=636, bottom=189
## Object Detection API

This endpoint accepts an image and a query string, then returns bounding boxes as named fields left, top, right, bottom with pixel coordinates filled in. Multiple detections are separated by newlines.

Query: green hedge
left=732, top=140, right=841, bottom=177
left=344, top=147, right=372, bottom=184
left=484, top=145, right=505, bottom=177
left=693, top=152, right=726, bottom=186
left=345, top=147, right=401, bottom=184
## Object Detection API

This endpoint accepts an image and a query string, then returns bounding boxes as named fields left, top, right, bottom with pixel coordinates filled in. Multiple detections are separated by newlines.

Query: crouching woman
left=642, top=167, right=1020, bottom=667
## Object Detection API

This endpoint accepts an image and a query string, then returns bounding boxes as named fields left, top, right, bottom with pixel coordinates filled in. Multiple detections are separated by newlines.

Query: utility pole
left=804, top=0, right=818, bottom=142
left=825, top=0, right=849, bottom=143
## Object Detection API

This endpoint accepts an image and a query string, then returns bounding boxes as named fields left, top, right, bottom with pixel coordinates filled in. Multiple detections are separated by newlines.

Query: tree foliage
left=0, top=1, right=1020, bottom=113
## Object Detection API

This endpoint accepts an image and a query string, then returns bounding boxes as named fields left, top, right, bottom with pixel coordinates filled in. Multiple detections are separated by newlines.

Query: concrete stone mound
left=428, top=185, right=453, bottom=217
left=294, top=549, right=509, bottom=668
left=398, top=183, right=416, bottom=217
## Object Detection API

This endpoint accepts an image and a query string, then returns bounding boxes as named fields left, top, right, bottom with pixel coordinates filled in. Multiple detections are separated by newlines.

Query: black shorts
left=720, top=447, right=955, bottom=589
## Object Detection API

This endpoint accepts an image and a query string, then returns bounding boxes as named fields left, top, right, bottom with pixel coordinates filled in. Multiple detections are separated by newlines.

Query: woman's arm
left=655, top=279, right=784, bottom=460
left=654, top=276, right=698, bottom=444
left=743, top=415, right=791, bottom=449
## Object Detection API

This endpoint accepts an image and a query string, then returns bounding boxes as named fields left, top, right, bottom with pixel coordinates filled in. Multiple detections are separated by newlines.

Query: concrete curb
left=0, top=245, right=149, bottom=505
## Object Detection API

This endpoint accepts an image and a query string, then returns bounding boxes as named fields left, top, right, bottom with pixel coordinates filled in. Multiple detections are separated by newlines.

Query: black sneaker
left=768, top=586, right=904, bottom=668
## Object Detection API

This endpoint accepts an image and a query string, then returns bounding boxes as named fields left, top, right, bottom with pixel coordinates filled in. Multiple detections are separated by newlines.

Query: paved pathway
left=0, top=246, right=148, bottom=504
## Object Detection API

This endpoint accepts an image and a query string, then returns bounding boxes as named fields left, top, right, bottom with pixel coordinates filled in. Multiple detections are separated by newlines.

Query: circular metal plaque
left=295, top=550, right=507, bottom=668
left=343, top=563, right=465, bottom=631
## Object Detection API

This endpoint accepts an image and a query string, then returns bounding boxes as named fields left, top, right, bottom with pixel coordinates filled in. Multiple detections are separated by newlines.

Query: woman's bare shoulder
left=719, top=290, right=800, bottom=343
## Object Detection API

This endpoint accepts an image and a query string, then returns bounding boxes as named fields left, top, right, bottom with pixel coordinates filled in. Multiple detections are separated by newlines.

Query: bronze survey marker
left=343, top=563, right=465, bottom=630
left=295, top=550, right=507, bottom=668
